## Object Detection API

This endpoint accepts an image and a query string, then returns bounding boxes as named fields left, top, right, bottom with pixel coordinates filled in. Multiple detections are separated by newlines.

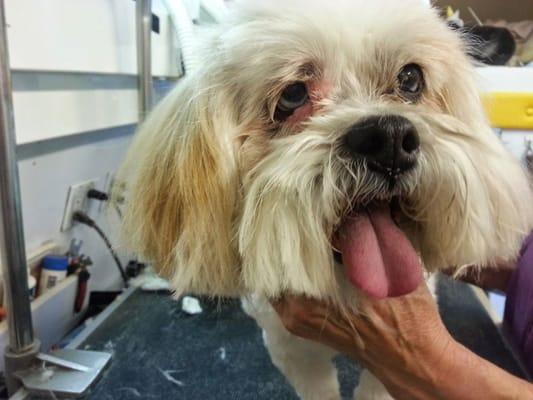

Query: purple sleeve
left=504, top=233, right=533, bottom=374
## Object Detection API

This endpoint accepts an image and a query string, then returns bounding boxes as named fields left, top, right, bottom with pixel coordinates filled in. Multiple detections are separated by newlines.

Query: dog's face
left=119, top=0, right=533, bottom=302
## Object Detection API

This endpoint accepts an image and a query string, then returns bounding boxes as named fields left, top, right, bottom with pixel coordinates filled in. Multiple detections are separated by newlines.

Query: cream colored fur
left=117, top=0, right=533, bottom=398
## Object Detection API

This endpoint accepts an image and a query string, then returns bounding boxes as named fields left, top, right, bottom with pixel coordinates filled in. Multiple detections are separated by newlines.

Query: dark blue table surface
left=31, top=274, right=526, bottom=400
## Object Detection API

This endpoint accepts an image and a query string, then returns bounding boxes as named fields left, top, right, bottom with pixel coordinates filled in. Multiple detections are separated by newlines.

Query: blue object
left=42, top=255, right=68, bottom=271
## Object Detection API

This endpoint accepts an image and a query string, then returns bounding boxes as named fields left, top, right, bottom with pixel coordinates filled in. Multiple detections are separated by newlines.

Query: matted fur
left=118, top=0, right=533, bottom=305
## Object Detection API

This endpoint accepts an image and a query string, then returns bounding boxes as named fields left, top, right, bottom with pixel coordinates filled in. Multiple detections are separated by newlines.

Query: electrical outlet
left=98, top=172, right=115, bottom=213
left=110, top=175, right=127, bottom=204
left=102, top=172, right=114, bottom=192
left=60, top=179, right=98, bottom=231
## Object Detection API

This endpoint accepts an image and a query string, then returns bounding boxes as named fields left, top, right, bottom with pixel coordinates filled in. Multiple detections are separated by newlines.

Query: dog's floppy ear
left=413, top=49, right=533, bottom=269
left=117, top=74, right=241, bottom=296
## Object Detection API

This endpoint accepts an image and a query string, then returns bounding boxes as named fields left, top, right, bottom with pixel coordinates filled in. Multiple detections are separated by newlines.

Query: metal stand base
left=14, top=349, right=111, bottom=398
left=4, top=340, right=40, bottom=395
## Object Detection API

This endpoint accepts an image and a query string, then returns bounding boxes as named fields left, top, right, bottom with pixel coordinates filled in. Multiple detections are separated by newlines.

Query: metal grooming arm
left=0, top=0, right=40, bottom=393
left=0, top=1, right=112, bottom=397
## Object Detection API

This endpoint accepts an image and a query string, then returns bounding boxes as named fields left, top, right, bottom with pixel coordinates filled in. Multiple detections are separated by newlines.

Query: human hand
left=272, top=284, right=456, bottom=399
left=273, top=280, right=533, bottom=400
left=444, top=259, right=517, bottom=293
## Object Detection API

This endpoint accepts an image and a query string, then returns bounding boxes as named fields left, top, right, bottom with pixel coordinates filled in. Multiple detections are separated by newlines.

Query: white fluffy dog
left=118, top=0, right=533, bottom=398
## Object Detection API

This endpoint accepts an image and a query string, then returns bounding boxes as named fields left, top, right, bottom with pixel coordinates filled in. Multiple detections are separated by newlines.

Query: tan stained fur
left=117, top=0, right=533, bottom=305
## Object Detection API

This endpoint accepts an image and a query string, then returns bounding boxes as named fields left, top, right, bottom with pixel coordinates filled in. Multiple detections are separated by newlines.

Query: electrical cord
left=87, top=188, right=109, bottom=201
left=72, top=211, right=129, bottom=287
left=87, top=188, right=123, bottom=219
left=85, top=188, right=144, bottom=276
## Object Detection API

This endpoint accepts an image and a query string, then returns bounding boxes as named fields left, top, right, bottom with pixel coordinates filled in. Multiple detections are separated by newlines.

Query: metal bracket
left=14, top=349, right=111, bottom=398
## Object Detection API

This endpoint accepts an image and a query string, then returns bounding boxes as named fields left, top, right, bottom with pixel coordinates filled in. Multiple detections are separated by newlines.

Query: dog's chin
left=332, top=193, right=424, bottom=300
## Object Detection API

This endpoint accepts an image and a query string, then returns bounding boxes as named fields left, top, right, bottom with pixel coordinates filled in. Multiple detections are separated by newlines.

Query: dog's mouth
left=332, top=201, right=423, bottom=299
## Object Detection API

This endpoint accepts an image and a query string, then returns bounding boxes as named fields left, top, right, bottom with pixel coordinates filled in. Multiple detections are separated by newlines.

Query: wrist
left=432, top=341, right=533, bottom=400
left=360, top=331, right=455, bottom=399
left=364, top=335, right=532, bottom=400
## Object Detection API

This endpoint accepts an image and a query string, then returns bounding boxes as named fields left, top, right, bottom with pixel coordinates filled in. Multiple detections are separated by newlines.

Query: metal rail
left=0, top=0, right=35, bottom=354
left=136, top=0, right=153, bottom=121
left=0, top=1, right=40, bottom=394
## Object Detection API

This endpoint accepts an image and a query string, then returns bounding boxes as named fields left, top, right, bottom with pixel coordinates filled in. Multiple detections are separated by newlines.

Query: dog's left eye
left=397, top=64, right=424, bottom=101
left=277, top=82, right=309, bottom=113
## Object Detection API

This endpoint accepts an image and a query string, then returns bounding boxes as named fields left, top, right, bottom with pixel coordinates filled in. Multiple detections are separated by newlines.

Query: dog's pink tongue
left=337, top=205, right=423, bottom=299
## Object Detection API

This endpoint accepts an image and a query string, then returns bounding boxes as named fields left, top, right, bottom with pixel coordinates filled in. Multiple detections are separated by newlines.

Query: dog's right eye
left=275, top=82, right=309, bottom=120
left=397, top=64, right=424, bottom=102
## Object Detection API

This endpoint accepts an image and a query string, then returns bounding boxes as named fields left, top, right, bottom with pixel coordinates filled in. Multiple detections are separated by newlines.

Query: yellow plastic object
left=446, top=6, right=454, bottom=18
left=482, top=92, right=533, bottom=130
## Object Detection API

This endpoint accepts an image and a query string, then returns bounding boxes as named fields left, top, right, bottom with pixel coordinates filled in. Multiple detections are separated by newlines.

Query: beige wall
left=435, top=0, right=533, bottom=23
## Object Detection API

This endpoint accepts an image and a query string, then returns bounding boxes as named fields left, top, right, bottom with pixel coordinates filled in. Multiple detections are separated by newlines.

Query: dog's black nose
left=345, top=115, right=420, bottom=175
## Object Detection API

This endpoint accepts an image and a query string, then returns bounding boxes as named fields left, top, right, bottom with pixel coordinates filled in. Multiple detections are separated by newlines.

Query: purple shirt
left=504, top=233, right=533, bottom=375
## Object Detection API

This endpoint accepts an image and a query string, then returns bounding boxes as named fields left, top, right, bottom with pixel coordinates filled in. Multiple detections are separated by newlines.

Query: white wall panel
left=13, top=89, right=138, bottom=144
left=17, top=127, right=135, bottom=294
left=5, top=0, right=182, bottom=77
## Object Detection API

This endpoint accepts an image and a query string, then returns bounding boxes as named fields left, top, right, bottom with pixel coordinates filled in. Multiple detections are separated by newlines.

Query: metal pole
left=136, top=0, right=153, bottom=121
left=0, top=0, right=40, bottom=394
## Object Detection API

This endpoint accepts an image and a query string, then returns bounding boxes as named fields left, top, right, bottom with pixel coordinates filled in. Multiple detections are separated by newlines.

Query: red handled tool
left=75, top=267, right=91, bottom=313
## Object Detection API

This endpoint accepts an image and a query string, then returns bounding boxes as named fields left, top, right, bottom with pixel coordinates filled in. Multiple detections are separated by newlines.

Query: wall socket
left=98, top=172, right=115, bottom=213
left=60, top=179, right=98, bottom=231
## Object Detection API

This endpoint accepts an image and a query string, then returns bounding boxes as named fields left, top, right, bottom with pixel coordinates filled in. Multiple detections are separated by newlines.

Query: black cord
left=87, top=189, right=123, bottom=220
left=73, top=211, right=129, bottom=287
left=87, top=189, right=109, bottom=201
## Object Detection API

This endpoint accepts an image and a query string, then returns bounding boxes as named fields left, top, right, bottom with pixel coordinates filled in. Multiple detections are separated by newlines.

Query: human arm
left=272, top=284, right=533, bottom=400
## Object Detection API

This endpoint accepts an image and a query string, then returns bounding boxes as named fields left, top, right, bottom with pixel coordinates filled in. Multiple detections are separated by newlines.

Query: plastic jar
left=39, top=255, right=68, bottom=295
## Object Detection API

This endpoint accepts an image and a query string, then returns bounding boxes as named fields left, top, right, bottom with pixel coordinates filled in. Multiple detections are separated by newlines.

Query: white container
left=28, top=275, right=36, bottom=300
left=39, top=255, right=68, bottom=295
left=2, top=271, right=38, bottom=306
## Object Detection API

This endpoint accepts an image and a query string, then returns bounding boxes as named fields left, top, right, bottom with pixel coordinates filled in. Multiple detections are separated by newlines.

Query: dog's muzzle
left=344, top=115, right=420, bottom=178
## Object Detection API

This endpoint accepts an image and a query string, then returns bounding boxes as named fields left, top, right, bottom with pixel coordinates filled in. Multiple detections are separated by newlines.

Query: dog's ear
left=117, top=74, right=241, bottom=296
left=414, top=52, right=533, bottom=269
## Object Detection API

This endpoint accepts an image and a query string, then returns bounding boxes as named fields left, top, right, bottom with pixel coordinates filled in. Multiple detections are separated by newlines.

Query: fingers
left=444, top=260, right=516, bottom=292
left=269, top=282, right=449, bottom=373
left=271, top=294, right=328, bottom=334
left=272, top=294, right=327, bottom=315
left=270, top=294, right=370, bottom=361
left=355, top=281, right=433, bottom=312
left=271, top=294, right=306, bottom=335
left=272, top=281, right=434, bottom=328
left=270, top=296, right=285, bottom=315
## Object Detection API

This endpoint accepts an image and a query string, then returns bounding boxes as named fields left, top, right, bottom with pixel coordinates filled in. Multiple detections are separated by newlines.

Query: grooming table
left=23, top=274, right=527, bottom=400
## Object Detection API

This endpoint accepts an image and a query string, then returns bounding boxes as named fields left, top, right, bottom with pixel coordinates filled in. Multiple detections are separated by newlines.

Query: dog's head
left=119, top=0, right=533, bottom=301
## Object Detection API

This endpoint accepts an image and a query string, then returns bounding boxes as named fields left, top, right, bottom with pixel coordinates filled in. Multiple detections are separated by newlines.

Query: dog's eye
left=277, top=82, right=309, bottom=112
left=397, top=64, right=424, bottom=101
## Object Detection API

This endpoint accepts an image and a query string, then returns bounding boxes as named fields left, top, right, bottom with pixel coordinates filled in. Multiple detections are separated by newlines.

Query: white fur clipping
left=130, top=267, right=172, bottom=291
left=181, top=296, right=203, bottom=315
